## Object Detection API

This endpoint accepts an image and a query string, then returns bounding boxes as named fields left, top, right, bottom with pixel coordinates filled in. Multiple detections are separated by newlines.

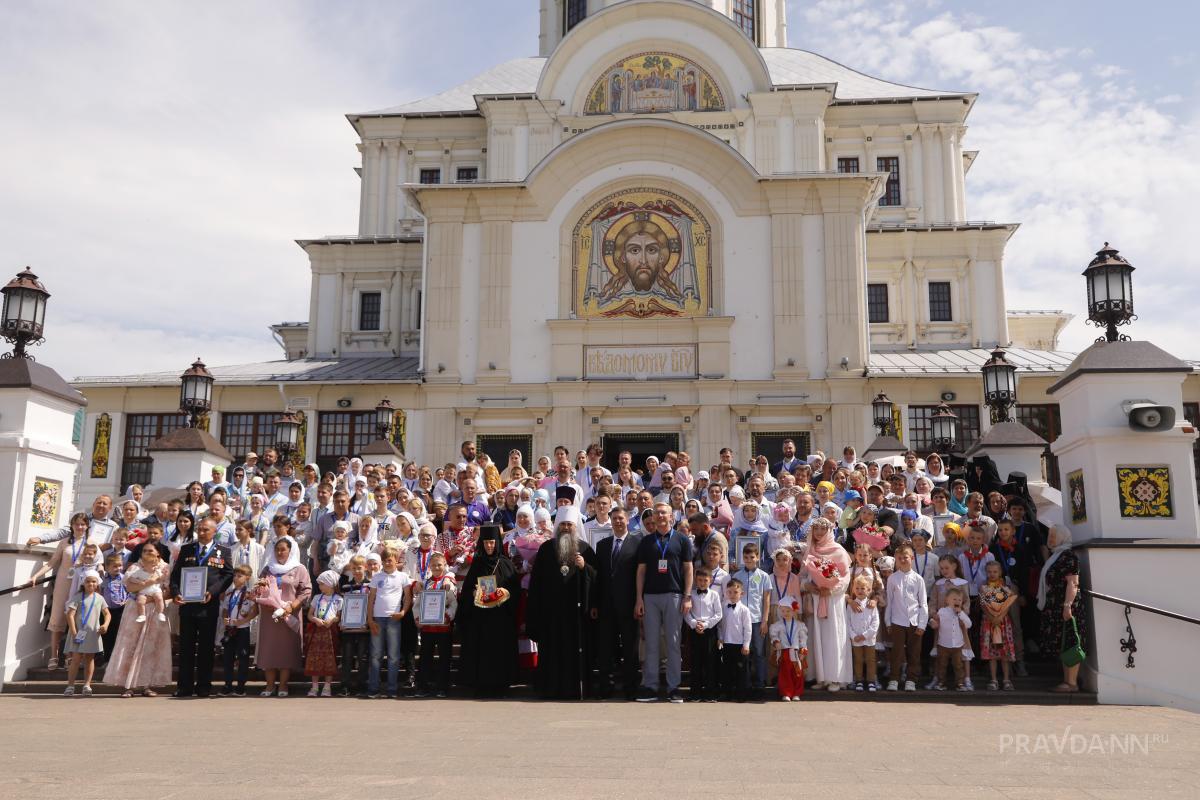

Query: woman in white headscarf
left=1037, top=525, right=1086, bottom=693
left=255, top=536, right=311, bottom=697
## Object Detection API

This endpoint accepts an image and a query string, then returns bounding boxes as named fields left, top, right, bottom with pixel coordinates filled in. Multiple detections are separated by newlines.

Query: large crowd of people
left=21, top=439, right=1086, bottom=701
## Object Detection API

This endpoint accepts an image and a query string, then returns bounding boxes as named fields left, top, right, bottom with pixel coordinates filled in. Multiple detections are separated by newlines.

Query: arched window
left=732, top=0, right=757, bottom=42
left=565, top=0, right=587, bottom=33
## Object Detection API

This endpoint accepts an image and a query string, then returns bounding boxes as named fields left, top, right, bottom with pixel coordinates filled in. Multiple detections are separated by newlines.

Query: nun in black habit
left=457, top=524, right=521, bottom=697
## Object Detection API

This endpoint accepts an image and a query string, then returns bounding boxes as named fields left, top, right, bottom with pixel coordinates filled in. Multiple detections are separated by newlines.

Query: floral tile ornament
left=1067, top=469, right=1087, bottom=523
left=1116, top=466, right=1173, bottom=518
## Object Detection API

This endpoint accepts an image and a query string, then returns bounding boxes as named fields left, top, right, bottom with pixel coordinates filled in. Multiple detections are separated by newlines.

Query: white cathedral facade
left=75, top=0, right=1105, bottom=494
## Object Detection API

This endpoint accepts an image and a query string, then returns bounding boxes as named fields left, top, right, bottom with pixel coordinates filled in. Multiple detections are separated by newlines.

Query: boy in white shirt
left=885, top=543, right=928, bottom=691
left=729, top=543, right=771, bottom=697
left=930, top=586, right=972, bottom=691
left=717, top=579, right=752, bottom=702
left=685, top=566, right=723, bottom=702
left=367, top=547, right=413, bottom=698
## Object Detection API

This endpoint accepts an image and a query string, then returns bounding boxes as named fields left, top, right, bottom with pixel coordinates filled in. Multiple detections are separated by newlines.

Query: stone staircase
left=5, top=641, right=1095, bottom=703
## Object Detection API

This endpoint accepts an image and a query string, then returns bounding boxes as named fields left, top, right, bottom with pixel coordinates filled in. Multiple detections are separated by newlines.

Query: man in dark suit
left=593, top=505, right=643, bottom=699
left=770, top=438, right=804, bottom=479
left=170, top=517, right=233, bottom=698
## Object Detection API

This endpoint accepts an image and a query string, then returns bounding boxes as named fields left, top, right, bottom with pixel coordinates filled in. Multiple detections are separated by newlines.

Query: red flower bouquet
left=804, top=556, right=846, bottom=619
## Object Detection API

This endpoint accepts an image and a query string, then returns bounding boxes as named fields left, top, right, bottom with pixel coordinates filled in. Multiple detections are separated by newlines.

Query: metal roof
left=73, top=357, right=421, bottom=388
left=868, top=348, right=1078, bottom=376
left=352, top=48, right=965, bottom=119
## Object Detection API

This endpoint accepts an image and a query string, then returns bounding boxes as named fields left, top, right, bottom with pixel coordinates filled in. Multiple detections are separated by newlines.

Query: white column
left=777, top=112, right=795, bottom=173
left=513, top=121, right=530, bottom=181
left=952, top=126, right=967, bottom=220
left=376, top=142, right=391, bottom=234
left=383, top=140, right=400, bottom=235
left=941, top=125, right=961, bottom=224
left=362, top=140, right=382, bottom=236
left=919, top=125, right=939, bottom=222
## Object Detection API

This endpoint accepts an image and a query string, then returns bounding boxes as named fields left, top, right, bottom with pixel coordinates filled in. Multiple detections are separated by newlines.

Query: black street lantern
left=872, top=392, right=895, bottom=436
left=273, top=410, right=301, bottom=461
left=981, top=347, right=1018, bottom=423
left=374, top=398, right=395, bottom=440
left=1083, top=242, right=1135, bottom=342
left=929, top=402, right=959, bottom=452
left=179, top=358, right=214, bottom=428
left=0, top=267, right=50, bottom=359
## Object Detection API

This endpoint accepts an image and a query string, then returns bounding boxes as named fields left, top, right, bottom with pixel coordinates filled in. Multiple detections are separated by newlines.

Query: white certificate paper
left=418, top=589, right=446, bottom=626
left=181, top=567, right=208, bottom=602
left=341, top=594, right=368, bottom=630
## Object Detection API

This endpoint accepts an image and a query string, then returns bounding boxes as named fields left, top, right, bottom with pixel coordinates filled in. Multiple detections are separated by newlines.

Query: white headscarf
left=514, top=504, right=535, bottom=535
left=266, top=535, right=301, bottom=575
left=1036, top=525, right=1074, bottom=611
left=356, top=516, right=380, bottom=551
left=395, top=511, right=418, bottom=539
left=533, top=507, right=553, bottom=532
left=316, top=569, right=341, bottom=588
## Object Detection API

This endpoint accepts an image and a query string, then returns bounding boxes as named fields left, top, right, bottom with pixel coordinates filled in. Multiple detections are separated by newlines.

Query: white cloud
left=797, top=0, right=1200, bottom=357
left=0, top=0, right=534, bottom=380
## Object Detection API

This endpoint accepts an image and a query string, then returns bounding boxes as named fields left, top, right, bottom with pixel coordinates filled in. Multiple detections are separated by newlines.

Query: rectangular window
left=1016, top=404, right=1064, bottom=489
left=455, top=167, right=478, bottom=183
left=837, top=157, right=860, bottom=174
left=565, top=0, right=587, bottom=32
left=867, top=283, right=890, bottom=323
left=316, top=411, right=377, bottom=474
left=907, top=404, right=981, bottom=456
left=220, top=413, right=278, bottom=463
left=732, top=0, right=757, bottom=41
left=359, top=291, right=381, bottom=331
left=121, top=413, right=187, bottom=491
left=877, top=156, right=901, bottom=206
left=418, top=168, right=441, bottom=185
left=928, top=281, right=953, bottom=322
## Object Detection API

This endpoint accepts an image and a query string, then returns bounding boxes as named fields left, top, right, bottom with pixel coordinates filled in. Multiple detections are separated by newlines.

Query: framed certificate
left=341, top=593, right=368, bottom=630
left=418, top=588, right=447, bottom=626
left=90, top=518, right=118, bottom=544
left=735, top=535, right=758, bottom=563
left=478, top=576, right=497, bottom=596
left=180, top=567, right=208, bottom=603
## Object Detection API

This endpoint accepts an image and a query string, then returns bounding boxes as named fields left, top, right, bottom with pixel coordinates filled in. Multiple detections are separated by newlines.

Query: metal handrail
left=1087, top=591, right=1200, bottom=626
left=1087, top=590, right=1200, bottom=670
left=0, top=574, right=52, bottom=598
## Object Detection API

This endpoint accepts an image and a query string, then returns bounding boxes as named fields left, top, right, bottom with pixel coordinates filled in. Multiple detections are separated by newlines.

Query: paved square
left=2, top=697, right=1196, bottom=799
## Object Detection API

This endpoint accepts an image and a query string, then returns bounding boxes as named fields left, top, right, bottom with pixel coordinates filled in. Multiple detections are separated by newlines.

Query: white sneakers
left=904, top=680, right=917, bottom=692
left=886, top=680, right=899, bottom=691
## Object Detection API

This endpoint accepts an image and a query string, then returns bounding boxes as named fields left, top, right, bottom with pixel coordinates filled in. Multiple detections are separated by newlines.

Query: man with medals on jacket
left=170, top=517, right=233, bottom=697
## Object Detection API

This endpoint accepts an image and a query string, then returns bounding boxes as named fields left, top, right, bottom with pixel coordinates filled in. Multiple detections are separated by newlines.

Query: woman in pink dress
left=25, top=512, right=92, bottom=669
left=255, top=536, right=311, bottom=697
left=104, top=545, right=173, bottom=697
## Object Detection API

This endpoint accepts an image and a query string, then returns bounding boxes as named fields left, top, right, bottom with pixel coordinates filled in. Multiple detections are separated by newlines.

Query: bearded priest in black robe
left=526, top=507, right=598, bottom=699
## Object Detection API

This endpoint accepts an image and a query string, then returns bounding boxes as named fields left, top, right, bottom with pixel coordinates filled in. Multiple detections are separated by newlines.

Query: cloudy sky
left=1, top=0, right=1196, bottom=381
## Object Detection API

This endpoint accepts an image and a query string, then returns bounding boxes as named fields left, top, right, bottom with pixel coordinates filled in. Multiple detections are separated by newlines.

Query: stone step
left=1, top=679, right=1096, bottom=704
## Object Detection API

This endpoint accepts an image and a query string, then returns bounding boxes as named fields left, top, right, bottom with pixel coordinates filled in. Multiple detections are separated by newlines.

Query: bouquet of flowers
left=804, top=556, right=846, bottom=619
left=852, top=525, right=889, bottom=552
left=255, top=576, right=286, bottom=621
left=513, top=532, right=550, bottom=589
left=982, top=582, right=1012, bottom=644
